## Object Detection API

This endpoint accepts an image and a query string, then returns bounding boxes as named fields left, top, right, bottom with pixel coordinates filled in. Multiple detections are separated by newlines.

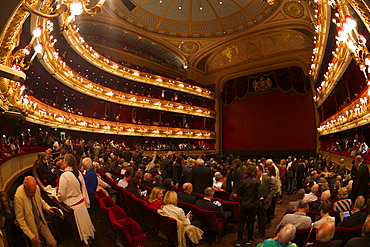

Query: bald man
left=14, top=176, right=58, bottom=247
left=178, top=182, right=196, bottom=204
left=305, top=222, right=342, bottom=247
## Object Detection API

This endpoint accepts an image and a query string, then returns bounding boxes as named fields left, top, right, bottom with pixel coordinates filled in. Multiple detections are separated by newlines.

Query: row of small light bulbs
left=67, top=23, right=212, bottom=98
left=313, top=5, right=350, bottom=102
left=42, top=21, right=212, bottom=116
left=317, top=86, right=370, bottom=132
left=22, top=95, right=211, bottom=137
left=309, top=0, right=321, bottom=78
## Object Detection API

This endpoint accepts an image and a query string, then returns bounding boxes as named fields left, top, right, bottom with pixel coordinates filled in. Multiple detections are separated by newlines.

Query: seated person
left=96, top=174, right=117, bottom=203
left=148, top=187, right=164, bottom=209
left=196, top=187, right=231, bottom=220
left=152, top=175, right=163, bottom=188
left=141, top=173, right=153, bottom=187
left=162, top=191, right=201, bottom=228
left=178, top=183, right=196, bottom=204
left=338, top=196, right=367, bottom=228
left=277, top=201, right=312, bottom=229
left=345, top=219, right=370, bottom=247
left=332, top=187, right=351, bottom=212
left=303, top=184, right=319, bottom=202
left=213, top=174, right=224, bottom=191
left=306, top=222, right=342, bottom=247
left=119, top=161, right=129, bottom=175
left=118, top=170, right=132, bottom=189
left=286, top=189, right=305, bottom=212
left=149, top=164, right=161, bottom=175
left=38, top=151, right=56, bottom=185
left=314, top=201, right=335, bottom=228
left=320, top=190, right=331, bottom=203
left=163, top=178, right=174, bottom=192
left=317, top=174, right=328, bottom=187
left=257, top=224, right=297, bottom=247
left=126, top=178, right=146, bottom=199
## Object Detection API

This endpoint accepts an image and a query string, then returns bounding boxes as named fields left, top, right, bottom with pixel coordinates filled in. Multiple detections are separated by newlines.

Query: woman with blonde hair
left=332, top=187, right=352, bottom=211
left=182, top=158, right=196, bottom=183
left=162, top=191, right=191, bottom=225
left=148, top=187, right=164, bottom=209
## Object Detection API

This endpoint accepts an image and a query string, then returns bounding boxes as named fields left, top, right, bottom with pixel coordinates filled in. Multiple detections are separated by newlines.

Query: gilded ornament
left=180, top=42, right=199, bottom=54
left=283, top=1, right=304, bottom=18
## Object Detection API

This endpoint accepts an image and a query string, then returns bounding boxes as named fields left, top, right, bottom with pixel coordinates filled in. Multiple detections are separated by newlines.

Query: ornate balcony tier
left=35, top=21, right=214, bottom=118
left=317, top=84, right=370, bottom=136
left=20, top=95, right=215, bottom=139
left=57, top=21, right=214, bottom=100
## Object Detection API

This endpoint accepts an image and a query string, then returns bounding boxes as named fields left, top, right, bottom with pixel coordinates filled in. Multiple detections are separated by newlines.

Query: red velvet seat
left=160, top=216, right=190, bottom=247
left=109, top=205, right=127, bottom=224
left=192, top=205, right=223, bottom=243
left=122, top=189, right=136, bottom=215
left=306, top=211, right=320, bottom=223
left=191, top=193, right=205, bottom=201
left=214, top=190, right=229, bottom=201
left=99, top=196, right=115, bottom=217
left=94, top=189, right=107, bottom=201
left=214, top=198, right=240, bottom=222
left=177, top=200, right=197, bottom=215
left=143, top=202, right=166, bottom=235
left=138, top=183, right=152, bottom=193
left=109, top=215, right=147, bottom=247
left=172, top=186, right=183, bottom=193
left=130, top=194, right=148, bottom=222
left=329, top=210, right=342, bottom=226
left=334, top=225, right=363, bottom=245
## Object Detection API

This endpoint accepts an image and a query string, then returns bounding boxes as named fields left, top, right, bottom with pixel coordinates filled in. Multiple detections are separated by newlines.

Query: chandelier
left=336, top=15, right=370, bottom=80
left=24, top=0, right=106, bottom=29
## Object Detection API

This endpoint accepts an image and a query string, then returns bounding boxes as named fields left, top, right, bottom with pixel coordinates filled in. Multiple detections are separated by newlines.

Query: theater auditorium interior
left=1, top=0, right=370, bottom=246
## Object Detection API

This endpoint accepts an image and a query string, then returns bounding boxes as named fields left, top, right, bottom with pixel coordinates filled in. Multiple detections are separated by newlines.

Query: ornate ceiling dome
left=109, top=0, right=281, bottom=37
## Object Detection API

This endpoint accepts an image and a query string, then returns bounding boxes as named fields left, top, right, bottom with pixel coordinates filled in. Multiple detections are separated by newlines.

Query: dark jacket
left=161, top=157, right=173, bottom=179
left=350, top=162, right=370, bottom=200
left=235, top=176, right=262, bottom=209
left=196, top=198, right=226, bottom=218
left=192, top=166, right=213, bottom=194
left=337, top=210, right=367, bottom=228
left=172, top=162, right=183, bottom=185
left=178, top=191, right=196, bottom=204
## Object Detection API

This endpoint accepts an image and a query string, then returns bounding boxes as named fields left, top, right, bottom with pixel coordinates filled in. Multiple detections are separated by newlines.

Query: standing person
left=192, top=159, right=213, bottom=194
left=350, top=155, right=370, bottom=201
left=82, top=158, right=98, bottom=211
left=296, top=159, right=306, bottom=190
left=0, top=192, right=27, bottom=246
left=57, top=154, right=95, bottom=246
left=234, top=164, right=262, bottom=246
left=256, top=164, right=277, bottom=238
left=161, top=151, right=174, bottom=180
left=278, top=159, right=287, bottom=203
left=286, top=157, right=297, bottom=195
left=14, top=176, right=58, bottom=247
left=172, top=156, right=184, bottom=187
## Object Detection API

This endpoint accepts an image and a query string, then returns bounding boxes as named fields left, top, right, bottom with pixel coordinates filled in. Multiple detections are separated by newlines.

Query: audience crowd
left=2, top=137, right=370, bottom=246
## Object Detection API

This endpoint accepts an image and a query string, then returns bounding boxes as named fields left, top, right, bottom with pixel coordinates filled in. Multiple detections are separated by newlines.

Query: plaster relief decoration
left=208, top=31, right=312, bottom=71
left=283, top=1, right=305, bottom=19
left=180, top=42, right=199, bottom=54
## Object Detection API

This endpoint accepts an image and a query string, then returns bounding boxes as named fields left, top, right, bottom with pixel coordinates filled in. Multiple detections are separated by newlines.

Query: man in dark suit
left=350, top=155, right=370, bottom=201
left=196, top=187, right=231, bottom=219
left=76, top=140, right=88, bottom=158
left=192, top=159, right=213, bottom=194
left=345, top=219, right=370, bottom=247
left=256, top=164, right=277, bottom=238
left=178, top=183, right=196, bottom=204
left=161, top=151, right=174, bottom=179
left=338, top=195, right=367, bottom=228
left=122, top=148, right=132, bottom=162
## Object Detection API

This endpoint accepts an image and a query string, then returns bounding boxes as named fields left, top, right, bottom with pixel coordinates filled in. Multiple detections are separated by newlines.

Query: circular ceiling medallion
left=284, top=2, right=304, bottom=18
left=180, top=42, right=199, bottom=54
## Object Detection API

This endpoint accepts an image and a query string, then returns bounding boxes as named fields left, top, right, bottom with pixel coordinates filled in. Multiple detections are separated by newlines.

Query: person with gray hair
left=277, top=201, right=312, bottom=230
left=306, top=222, right=342, bottom=247
left=338, top=158, right=346, bottom=176
left=304, top=184, right=319, bottom=202
left=82, top=157, right=98, bottom=209
left=196, top=187, right=231, bottom=219
left=257, top=224, right=297, bottom=247
left=345, top=219, right=370, bottom=246
left=320, top=189, right=331, bottom=202
left=338, top=195, right=367, bottom=228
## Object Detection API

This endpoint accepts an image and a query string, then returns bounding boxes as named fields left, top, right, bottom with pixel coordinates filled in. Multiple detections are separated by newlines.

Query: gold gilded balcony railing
left=313, top=0, right=353, bottom=107
left=317, top=84, right=370, bottom=136
left=20, top=95, right=215, bottom=139
left=59, top=22, right=214, bottom=100
left=36, top=22, right=215, bottom=119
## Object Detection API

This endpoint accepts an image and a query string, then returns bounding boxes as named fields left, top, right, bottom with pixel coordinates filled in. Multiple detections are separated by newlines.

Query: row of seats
left=276, top=224, right=363, bottom=247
